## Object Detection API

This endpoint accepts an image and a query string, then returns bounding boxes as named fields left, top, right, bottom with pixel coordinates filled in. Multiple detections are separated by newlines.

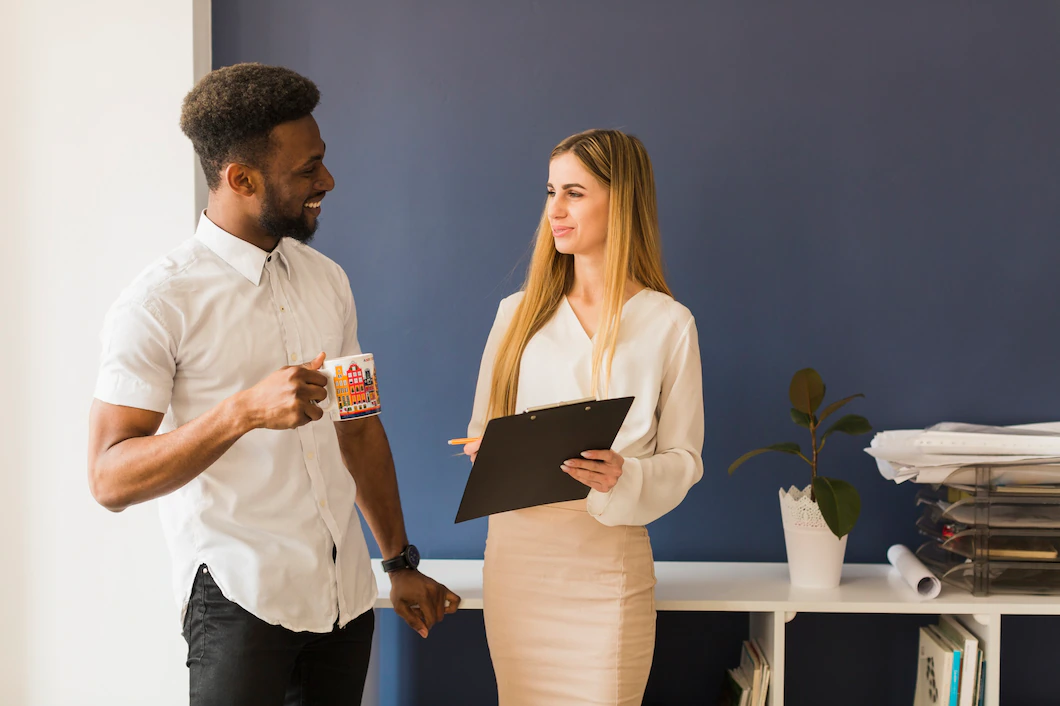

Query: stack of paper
left=865, top=421, right=1060, bottom=485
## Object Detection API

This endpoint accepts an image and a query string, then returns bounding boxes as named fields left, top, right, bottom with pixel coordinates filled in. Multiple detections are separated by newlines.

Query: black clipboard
left=454, top=396, right=635, bottom=523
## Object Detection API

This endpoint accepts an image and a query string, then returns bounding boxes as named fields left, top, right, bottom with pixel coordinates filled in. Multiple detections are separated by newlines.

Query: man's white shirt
left=95, top=212, right=377, bottom=632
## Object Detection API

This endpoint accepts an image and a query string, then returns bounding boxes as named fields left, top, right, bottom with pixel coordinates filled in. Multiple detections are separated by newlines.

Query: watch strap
left=382, top=546, right=412, bottom=573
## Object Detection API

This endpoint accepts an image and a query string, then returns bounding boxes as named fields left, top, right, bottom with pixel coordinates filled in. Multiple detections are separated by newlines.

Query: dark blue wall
left=213, top=2, right=1060, bottom=703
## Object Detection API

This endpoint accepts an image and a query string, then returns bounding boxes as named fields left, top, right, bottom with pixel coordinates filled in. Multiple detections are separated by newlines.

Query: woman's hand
left=463, top=438, right=482, bottom=463
left=561, top=449, right=624, bottom=492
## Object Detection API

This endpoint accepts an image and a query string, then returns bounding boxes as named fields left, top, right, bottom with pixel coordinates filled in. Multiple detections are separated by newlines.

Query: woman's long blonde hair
left=486, top=129, right=672, bottom=420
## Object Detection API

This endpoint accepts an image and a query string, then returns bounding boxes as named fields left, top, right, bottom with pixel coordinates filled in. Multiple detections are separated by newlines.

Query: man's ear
left=222, top=162, right=261, bottom=197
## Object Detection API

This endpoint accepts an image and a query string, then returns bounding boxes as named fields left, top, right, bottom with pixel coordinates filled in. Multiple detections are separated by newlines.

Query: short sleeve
left=94, top=298, right=177, bottom=414
left=339, top=268, right=363, bottom=357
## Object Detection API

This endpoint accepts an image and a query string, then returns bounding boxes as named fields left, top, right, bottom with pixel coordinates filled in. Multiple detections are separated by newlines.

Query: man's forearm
left=337, top=417, right=409, bottom=559
left=89, top=394, right=255, bottom=512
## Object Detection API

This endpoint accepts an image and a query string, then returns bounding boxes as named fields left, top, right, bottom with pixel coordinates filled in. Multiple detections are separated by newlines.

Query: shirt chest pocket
left=300, top=310, right=345, bottom=359
left=322, top=334, right=344, bottom=360
left=290, top=273, right=348, bottom=357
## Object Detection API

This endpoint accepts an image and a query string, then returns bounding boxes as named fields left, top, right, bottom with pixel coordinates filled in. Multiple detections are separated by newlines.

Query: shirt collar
left=194, top=211, right=291, bottom=286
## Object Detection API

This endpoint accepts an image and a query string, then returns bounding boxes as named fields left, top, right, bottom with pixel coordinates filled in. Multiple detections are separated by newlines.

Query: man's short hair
left=180, top=63, right=320, bottom=190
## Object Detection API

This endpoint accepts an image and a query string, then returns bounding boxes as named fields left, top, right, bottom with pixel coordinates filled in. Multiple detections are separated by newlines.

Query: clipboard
left=454, top=396, right=635, bottom=523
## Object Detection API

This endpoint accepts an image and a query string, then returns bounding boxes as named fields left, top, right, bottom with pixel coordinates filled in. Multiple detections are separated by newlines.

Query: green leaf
left=790, top=408, right=812, bottom=428
left=728, top=443, right=806, bottom=475
left=821, top=414, right=873, bottom=442
left=813, top=476, right=861, bottom=538
left=816, top=393, right=865, bottom=425
left=789, top=368, right=826, bottom=415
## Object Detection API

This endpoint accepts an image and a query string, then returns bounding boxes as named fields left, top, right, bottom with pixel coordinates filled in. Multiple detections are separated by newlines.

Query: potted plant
left=728, top=368, right=872, bottom=589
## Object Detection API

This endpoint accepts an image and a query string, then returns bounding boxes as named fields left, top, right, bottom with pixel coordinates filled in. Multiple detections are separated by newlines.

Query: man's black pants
left=183, top=566, right=374, bottom=706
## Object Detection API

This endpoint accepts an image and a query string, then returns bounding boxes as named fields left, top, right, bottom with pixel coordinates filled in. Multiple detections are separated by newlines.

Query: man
left=88, top=63, right=459, bottom=706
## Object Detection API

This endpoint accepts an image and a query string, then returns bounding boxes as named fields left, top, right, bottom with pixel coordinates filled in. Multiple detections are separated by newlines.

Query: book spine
left=950, top=651, right=962, bottom=706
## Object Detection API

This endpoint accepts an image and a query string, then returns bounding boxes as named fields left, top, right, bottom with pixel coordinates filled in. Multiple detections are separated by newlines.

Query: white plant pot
left=779, top=485, right=849, bottom=589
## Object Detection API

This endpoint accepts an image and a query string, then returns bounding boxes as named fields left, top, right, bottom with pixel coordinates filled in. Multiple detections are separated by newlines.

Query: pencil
left=447, top=437, right=480, bottom=446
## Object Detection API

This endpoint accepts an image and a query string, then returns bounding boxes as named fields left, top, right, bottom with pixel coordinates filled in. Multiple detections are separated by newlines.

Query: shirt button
left=290, top=353, right=298, bottom=362
left=280, top=306, right=285, bottom=312
left=319, top=500, right=327, bottom=508
left=307, top=452, right=315, bottom=461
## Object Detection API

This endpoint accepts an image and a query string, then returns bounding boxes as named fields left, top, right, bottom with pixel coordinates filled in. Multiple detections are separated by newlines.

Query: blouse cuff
left=586, top=455, right=643, bottom=526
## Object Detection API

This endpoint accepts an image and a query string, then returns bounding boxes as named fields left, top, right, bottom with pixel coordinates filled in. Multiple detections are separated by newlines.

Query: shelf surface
left=372, top=560, right=1060, bottom=615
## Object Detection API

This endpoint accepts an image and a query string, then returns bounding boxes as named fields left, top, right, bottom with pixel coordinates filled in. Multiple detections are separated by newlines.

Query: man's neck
left=205, top=195, right=280, bottom=252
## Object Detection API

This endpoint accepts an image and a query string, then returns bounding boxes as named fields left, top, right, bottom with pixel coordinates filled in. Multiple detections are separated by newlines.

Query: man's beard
left=259, top=184, right=318, bottom=244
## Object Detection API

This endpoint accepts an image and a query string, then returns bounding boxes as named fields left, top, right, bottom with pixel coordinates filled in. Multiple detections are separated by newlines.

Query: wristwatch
left=381, top=544, right=420, bottom=573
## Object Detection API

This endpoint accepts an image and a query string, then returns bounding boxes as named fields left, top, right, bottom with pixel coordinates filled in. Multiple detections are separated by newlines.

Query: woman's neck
left=568, top=252, right=642, bottom=304
left=568, top=253, right=607, bottom=304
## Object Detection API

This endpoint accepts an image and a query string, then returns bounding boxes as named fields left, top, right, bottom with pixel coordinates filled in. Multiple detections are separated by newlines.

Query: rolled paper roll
left=887, top=544, right=942, bottom=599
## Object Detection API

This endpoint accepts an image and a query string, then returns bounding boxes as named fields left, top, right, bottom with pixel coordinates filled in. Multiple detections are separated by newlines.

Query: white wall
left=1, top=3, right=29, bottom=703
left=5, top=2, right=208, bottom=703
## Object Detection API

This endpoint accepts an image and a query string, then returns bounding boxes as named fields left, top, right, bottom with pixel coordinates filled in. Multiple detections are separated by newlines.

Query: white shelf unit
left=373, top=559, right=1060, bottom=706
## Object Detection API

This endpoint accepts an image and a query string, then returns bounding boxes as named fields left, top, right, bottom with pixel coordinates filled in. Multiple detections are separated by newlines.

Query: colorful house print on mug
left=322, top=353, right=381, bottom=421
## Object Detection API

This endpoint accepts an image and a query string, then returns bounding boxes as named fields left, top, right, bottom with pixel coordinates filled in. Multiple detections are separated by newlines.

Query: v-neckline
left=562, top=289, right=648, bottom=343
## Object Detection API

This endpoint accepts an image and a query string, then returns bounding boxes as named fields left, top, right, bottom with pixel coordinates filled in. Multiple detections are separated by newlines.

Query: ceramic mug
left=320, top=353, right=381, bottom=421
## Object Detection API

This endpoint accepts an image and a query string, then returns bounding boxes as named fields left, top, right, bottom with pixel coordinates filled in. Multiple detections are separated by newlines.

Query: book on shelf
left=976, top=658, right=986, bottom=706
left=718, top=666, right=751, bottom=706
left=930, top=625, right=963, bottom=706
left=938, top=615, right=982, bottom=706
left=739, top=639, right=770, bottom=706
left=915, top=625, right=961, bottom=706
left=912, top=615, right=986, bottom=706
left=719, top=639, right=770, bottom=706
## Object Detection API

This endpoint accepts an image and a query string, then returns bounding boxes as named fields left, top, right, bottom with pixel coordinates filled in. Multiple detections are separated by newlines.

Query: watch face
left=407, top=544, right=420, bottom=568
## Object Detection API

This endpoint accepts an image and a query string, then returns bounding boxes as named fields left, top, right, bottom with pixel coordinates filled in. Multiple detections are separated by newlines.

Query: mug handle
left=319, top=363, right=338, bottom=417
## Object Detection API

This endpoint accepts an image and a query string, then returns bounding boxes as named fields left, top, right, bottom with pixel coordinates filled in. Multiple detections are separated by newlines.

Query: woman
left=465, top=129, right=704, bottom=705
